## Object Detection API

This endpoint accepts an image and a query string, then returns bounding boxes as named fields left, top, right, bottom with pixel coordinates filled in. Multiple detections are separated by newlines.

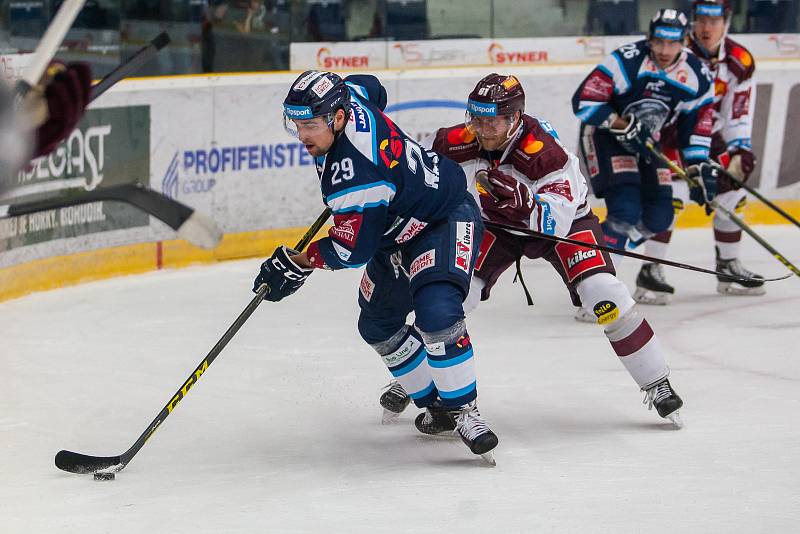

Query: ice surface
left=1, top=226, right=799, bottom=533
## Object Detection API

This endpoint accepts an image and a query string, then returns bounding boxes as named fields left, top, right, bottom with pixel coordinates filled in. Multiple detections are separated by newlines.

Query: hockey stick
left=711, top=163, right=800, bottom=230
left=647, top=142, right=800, bottom=278
left=0, top=183, right=221, bottom=249
left=89, top=32, right=170, bottom=102
left=16, top=0, right=87, bottom=95
left=54, top=208, right=332, bottom=476
left=484, top=220, right=790, bottom=283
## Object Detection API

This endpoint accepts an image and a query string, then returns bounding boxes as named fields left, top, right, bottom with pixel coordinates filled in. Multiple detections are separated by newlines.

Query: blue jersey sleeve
left=307, top=161, right=395, bottom=270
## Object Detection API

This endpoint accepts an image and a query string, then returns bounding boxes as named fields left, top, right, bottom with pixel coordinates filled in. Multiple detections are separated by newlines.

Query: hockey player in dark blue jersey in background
left=252, top=70, right=499, bottom=464
left=572, top=8, right=718, bottom=298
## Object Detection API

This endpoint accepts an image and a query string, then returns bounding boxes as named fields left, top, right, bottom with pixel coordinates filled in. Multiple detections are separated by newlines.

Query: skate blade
left=480, top=451, right=497, bottom=467
left=666, top=410, right=684, bottom=429
left=573, top=309, right=597, bottom=324
left=717, top=282, right=766, bottom=296
left=633, top=288, right=672, bottom=305
left=381, top=409, right=401, bottom=425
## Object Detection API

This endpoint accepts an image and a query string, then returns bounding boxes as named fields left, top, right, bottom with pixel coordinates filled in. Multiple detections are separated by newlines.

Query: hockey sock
left=604, top=307, right=669, bottom=389
left=420, top=320, right=477, bottom=409
left=372, top=325, right=437, bottom=408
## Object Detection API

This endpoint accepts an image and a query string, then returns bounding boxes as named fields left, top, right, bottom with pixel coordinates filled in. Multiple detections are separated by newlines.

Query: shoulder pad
left=508, top=116, right=568, bottom=178
left=432, top=124, right=480, bottom=163
left=724, top=38, right=755, bottom=81
left=344, top=74, right=388, bottom=111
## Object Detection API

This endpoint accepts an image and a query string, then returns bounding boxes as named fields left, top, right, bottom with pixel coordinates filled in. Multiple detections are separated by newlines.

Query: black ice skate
left=633, top=262, right=675, bottom=305
left=414, top=400, right=457, bottom=436
left=643, top=378, right=684, bottom=429
left=716, top=250, right=766, bottom=296
left=454, top=401, right=499, bottom=466
left=380, top=380, right=410, bottom=424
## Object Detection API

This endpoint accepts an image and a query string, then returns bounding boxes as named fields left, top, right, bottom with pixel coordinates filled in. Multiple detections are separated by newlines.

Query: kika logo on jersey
left=446, top=126, right=476, bottom=146
left=567, top=249, right=597, bottom=269
left=521, top=132, right=544, bottom=154
left=454, top=222, right=474, bottom=273
left=554, top=230, right=607, bottom=282
left=330, top=213, right=363, bottom=247
left=410, top=249, right=436, bottom=278
left=395, top=217, right=428, bottom=244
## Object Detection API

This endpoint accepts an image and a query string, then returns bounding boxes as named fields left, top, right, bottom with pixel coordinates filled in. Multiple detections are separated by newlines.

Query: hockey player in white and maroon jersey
left=640, top=0, right=765, bottom=302
left=380, top=74, right=684, bottom=430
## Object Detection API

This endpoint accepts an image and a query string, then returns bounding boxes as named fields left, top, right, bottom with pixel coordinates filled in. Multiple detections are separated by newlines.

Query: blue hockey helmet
left=283, top=70, right=351, bottom=137
left=648, top=9, right=689, bottom=42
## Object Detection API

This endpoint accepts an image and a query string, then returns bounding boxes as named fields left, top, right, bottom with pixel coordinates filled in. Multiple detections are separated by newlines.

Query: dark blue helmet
left=648, top=8, right=689, bottom=41
left=283, top=70, right=351, bottom=136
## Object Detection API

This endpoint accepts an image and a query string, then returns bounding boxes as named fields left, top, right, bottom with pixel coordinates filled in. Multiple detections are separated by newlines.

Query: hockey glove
left=718, top=148, right=756, bottom=188
left=609, top=114, right=653, bottom=162
left=34, top=62, right=92, bottom=158
left=253, top=246, right=313, bottom=302
left=477, top=168, right=534, bottom=226
left=686, top=162, right=719, bottom=207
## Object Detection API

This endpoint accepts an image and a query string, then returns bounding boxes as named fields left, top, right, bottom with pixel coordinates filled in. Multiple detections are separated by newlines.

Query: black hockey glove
left=609, top=114, right=653, bottom=162
left=253, top=246, right=313, bottom=302
left=686, top=162, right=719, bottom=208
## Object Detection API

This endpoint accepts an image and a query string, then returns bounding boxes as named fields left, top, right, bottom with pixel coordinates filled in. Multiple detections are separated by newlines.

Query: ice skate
left=643, top=378, right=684, bottom=429
left=380, top=380, right=410, bottom=424
left=716, top=252, right=766, bottom=296
left=414, top=400, right=457, bottom=436
left=633, top=263, right=674, bottom=305
left=454, top=401, right=499, bottom=466
left=574, top=306, right=597, bottom=324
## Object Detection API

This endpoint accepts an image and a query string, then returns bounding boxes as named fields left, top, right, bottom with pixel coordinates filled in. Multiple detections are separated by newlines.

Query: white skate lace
left=382, top=380, right=407, bottom=400
left=456, top=403, right=491, bottom=442
left=722, top=258, right=759, bottom=279
left=642, top=380, right=672, bottom=410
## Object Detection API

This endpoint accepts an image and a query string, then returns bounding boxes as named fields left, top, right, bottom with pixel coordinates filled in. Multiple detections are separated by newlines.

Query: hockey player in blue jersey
left=572, top=8, right=718, bottom=290
left=252, top=70, right=499, bottom=463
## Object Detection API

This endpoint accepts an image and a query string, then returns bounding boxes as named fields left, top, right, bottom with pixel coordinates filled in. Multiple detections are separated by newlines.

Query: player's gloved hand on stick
left=609, top=114, right=653, bottom=161
left=34, top=62, right=92, bottom=158
left=253, top=246, right=313, bottom=302
left=718, top=148, right=756, bottom=188
left=477, top=168, right=534, bottom=226
left=686, top=162, right=719, bottom=207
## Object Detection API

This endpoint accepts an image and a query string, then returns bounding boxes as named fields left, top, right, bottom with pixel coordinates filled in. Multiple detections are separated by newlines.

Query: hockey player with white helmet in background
left=572, top=9, right=717, bottom=304
left=380, top=74, right=684, bottom=431
left=642, top=0, right=765, bottom=302
left=253, top=70, right=499, bottom=464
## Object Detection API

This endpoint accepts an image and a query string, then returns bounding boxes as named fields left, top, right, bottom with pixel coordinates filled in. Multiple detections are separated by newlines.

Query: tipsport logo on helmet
left=284, top=104, right=313, bottom=119
left=654, top=27, right=684, bottom=41
left=467, top=100, right=498, bottom=117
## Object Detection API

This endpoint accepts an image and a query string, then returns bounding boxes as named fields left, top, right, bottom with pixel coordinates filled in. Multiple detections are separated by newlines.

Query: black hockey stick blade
left=1, top=184, right=222, bottom=249
left=484, top=220, right=791, bottom=284
left=90, top=32, right=170, bottom=102
left=55, top=451, right=123, bottom=474
left=54, top=209, right=330, bottom=476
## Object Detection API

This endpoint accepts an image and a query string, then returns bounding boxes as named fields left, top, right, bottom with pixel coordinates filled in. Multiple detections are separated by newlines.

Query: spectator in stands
left=585, top=0, right=640, bottom=35
left=746, top=0, right=799, bottom=32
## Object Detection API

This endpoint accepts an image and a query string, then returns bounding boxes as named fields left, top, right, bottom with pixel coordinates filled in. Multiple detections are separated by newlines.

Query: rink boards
left=2, top=61, right=800, bottom=302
